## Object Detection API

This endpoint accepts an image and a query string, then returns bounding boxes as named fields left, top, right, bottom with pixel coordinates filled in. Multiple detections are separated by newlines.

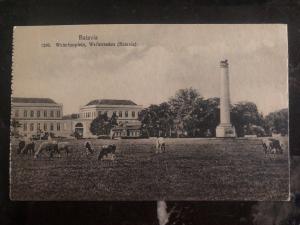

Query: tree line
left=138, top=88, right=288, bottom=137
left=11, top=87, right=288, bottom=138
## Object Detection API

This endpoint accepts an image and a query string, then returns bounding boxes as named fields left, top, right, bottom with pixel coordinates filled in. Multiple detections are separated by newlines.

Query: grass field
left=10, top=137, right=289, bottom=201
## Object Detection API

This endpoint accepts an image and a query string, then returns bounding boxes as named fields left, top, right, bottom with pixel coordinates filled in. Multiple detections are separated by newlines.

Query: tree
left=169, top=88, right=203, bottom=137
left=198, top=97, right=220, bottom=137
left=231, top=102, right=264, bottom=137
left=139, top=103, right=175, bottom=137
left=90, top=113, right=117, bottom=136
left=11, top=119, right=21, bottom=136
left=265, top=108, right=288, bottom=135
left=139, top=105, right=159, bottom=137
left=156, top=102, right=175, bottom=137
left=109, top=112, right=118, bottom=127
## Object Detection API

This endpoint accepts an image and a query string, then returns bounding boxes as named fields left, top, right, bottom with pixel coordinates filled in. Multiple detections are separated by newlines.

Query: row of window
left=23, top=122, right=61, bottom=132
left=14, top=109, right=61, bottom=118
left=81, top=110, right=137, bottom=119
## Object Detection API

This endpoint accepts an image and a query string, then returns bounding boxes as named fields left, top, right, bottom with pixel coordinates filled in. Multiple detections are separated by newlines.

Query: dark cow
left=85, top=141, right=94, bottom=155
left=58, top=142, right=72, bottom=157
left=18, top=140, right=35, bottom=155
left=269, top=138, right=283, bottom=154
left=18, top=141, right=26, bottom=154
left=34, top=141, right=59, bottom=159
left=98, top=144, right=116, bottom=160
left=22, top=142, right=35, bottom=155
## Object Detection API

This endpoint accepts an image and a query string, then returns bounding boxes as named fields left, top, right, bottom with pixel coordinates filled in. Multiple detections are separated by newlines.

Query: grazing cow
left=18, top=139, right=35, bottom=155
left=269, top=138, right=283, bottom=154
left=58, top=142, right=72, bottom=156
left=21, top=142, right=35, bottom=155
left=156, top=137, right=166, bottom=154
left=262, top=139, right=272, bottom=154
left=262, top=138, right=283, bottom=156
left=98, top=144, right=116, bottom=161
left=84, top=141, right=94, bottom=155
left=34, top=141, right=59, bottom=159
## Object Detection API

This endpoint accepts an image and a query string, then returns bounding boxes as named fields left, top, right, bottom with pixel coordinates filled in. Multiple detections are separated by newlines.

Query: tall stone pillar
left=216, top=60, right=236, bottom=138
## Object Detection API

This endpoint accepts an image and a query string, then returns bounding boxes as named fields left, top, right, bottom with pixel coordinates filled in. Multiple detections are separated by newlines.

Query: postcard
left=10, top=24, right=289, bottom=200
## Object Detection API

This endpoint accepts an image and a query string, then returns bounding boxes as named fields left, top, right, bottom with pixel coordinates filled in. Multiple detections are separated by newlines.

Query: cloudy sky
left=12, top=24, right=288, bottom=115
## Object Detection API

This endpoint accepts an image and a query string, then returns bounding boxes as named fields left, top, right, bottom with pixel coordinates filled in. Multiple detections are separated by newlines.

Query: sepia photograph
left=10, top=24, right=289, bottom=201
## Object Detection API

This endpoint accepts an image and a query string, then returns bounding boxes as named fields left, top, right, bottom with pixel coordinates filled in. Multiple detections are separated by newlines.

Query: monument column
left=216, top=60, right=236, bottom=137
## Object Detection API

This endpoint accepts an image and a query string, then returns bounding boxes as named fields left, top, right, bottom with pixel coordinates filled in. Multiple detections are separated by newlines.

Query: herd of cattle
left=15, top=136, right=284, bottom=161
left=17, top=138, right=118, bottom=161
left=16, top=136, right=167, bottom=161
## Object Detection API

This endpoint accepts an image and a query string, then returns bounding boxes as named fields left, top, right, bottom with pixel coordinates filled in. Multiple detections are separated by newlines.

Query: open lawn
left=10, top=138, right=289, bottom=201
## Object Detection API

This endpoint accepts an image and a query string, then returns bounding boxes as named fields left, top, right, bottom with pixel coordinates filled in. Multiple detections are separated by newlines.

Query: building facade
left=65, top=99, right=143, bottom=138
left=12, top=98, right=143, bottom=139
left=11, top=97, right=67, bottom=137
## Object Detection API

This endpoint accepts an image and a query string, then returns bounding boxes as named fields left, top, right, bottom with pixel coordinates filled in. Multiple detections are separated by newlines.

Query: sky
left=12, top=24, right=288, bottom=115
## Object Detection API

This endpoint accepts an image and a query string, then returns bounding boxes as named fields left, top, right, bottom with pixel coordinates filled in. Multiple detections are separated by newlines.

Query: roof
left=86, top=99, right=137, bottom=106
left=12, top=97, right=57, bottom=104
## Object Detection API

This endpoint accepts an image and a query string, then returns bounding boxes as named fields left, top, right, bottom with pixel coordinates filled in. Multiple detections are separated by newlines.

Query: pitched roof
left=86, top=99, right=137, bottom=106
left=12, top=97, right=57, bottom=104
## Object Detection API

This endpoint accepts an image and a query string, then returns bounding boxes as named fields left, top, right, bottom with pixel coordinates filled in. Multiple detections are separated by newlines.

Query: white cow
left=262, top=138, right=283, bottom=157
left=156, top=137, right=166, bottom=154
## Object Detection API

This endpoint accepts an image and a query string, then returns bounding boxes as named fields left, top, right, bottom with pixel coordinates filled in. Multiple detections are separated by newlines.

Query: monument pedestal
left=216, top=123, right=236, bottom=138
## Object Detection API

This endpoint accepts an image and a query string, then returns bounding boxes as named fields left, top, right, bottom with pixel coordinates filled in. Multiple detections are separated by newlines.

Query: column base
left=216, top=124, right=236, bottom=138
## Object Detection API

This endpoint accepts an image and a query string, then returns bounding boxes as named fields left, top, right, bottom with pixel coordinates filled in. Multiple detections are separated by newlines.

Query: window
left=119, top=111, right=122, bottom=117
left=132, top=111, right=136, bottom=118
left=23, top=123, right=27, bottom=131
left=57, top=123, right=60, bottom=131
left=24, top=110, right=27, bottom=117
left=44, top=110, right=47, bottom=117
left=98, top=111, right=102, bottom=116
left=30, top=123, right=34, bottom=131
left=37, top=110, right=40, bottom=118
left=30, top=110, right=34, bottom=117
left=44, top=123, right=47, bottom=131
left=125, top=111, right=128, bottom=117
left=50, top=123, right=54, bottom=131
left=37, top=123, right=40, bottom=131
left=50, top=111, right=54, bottom=117
left=15, top=110, right=19, bottom=117
left=57, top=111, right=60, bottom=117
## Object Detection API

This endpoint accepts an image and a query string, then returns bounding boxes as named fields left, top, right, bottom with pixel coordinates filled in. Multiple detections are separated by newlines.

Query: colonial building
left=63, top=99, right=143, bottom=138
left=11, top=97, right=66, bottom=137
left=12, top=97, right=143, bottom=139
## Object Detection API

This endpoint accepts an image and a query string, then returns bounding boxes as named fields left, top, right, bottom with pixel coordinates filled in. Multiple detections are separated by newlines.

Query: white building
left=11, top=97, right=66, bottom=137
left=12, top=98, right=143, bottom=139
left=63, top=99, right=143, bottom=138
